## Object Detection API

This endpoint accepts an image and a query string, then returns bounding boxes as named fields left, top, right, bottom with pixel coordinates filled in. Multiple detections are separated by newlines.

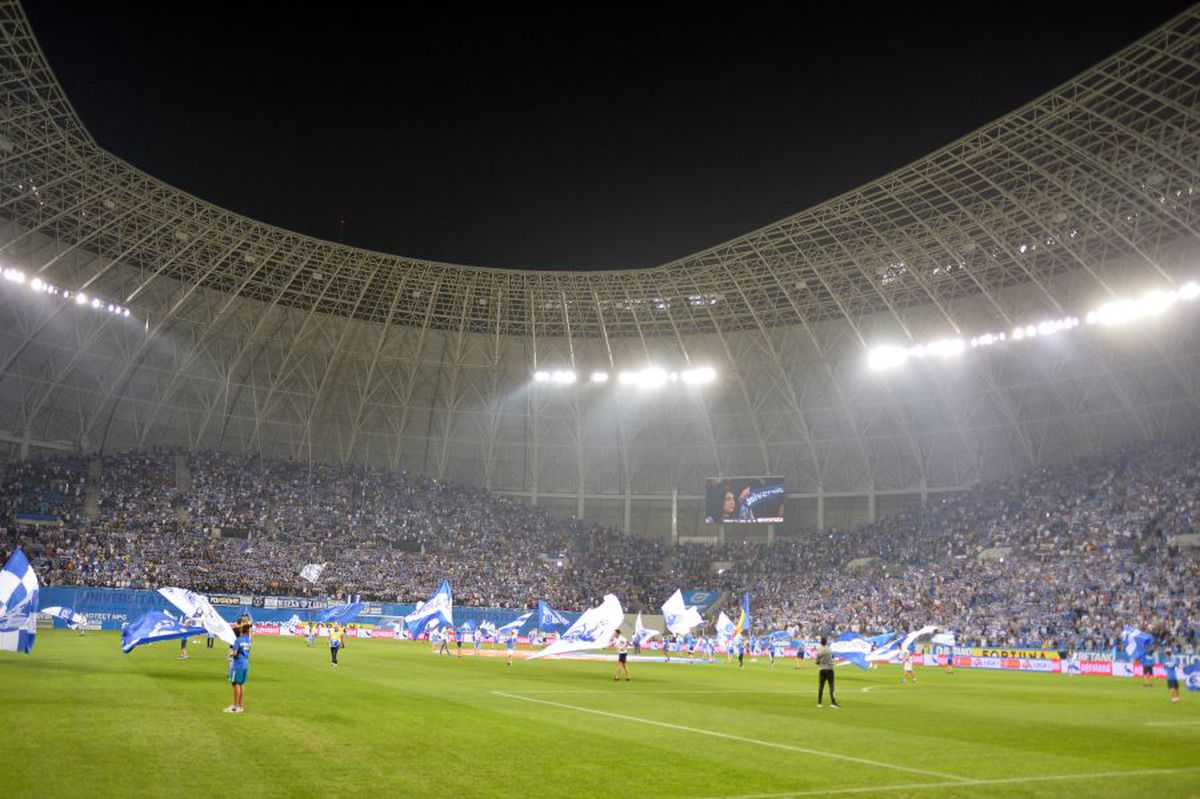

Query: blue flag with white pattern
left=496, top=611, right=533, bottom=636
left=0, top=548, right=40, bottom=654
left=537, top=600, right=571, bottom=632
left=1182, top=662, right=1200, bottom=692
left=318, top=602, right=365, bottom=624
left=121, top=611, right=206, bottom=653
left=405, top=580, right=453, bottom=638
left=1120, top=625, right=1154, bottom=663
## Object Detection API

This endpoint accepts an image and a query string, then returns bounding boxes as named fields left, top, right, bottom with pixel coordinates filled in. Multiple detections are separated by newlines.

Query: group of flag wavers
left=6, top=547, right=1199, bottom=714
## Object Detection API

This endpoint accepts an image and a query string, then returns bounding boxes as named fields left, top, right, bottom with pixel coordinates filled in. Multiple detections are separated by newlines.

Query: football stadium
left=2, top=2, right=1200, bottom=796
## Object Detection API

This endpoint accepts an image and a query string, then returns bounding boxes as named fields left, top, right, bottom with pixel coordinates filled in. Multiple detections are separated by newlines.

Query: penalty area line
left=492, top=691, right=970, bottom=783
left=698, top=765, right=1200, bottom=798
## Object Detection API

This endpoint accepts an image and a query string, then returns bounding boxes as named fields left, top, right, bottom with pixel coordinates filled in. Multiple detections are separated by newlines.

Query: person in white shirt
left=612, top=631, right=630, bottom=682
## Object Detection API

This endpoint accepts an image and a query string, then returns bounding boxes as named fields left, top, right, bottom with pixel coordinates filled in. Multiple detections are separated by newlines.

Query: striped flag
left=0, top=548, right=40, bottom=654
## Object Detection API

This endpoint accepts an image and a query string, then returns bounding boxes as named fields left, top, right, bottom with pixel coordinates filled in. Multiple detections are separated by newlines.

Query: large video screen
left=705, top=476, right=785, bottom=524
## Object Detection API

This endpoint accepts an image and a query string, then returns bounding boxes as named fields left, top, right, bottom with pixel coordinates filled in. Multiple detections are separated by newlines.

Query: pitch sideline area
left=2, top=631, right=1198, bottom=798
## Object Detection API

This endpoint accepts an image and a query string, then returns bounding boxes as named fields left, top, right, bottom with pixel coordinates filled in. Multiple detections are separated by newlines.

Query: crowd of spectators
left=2, top=438, right=1196, bottom=653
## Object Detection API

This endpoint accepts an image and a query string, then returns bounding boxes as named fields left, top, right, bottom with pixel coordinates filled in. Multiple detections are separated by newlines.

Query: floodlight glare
left=533, top=371, right=550, bottom=383
left=867, top=345, right=909, bottom=371
left=550, top=370, right=576, bottom=384
left=638, top=367, right=668, bottom=389
left=681, top=366, right=716, bottom=384
left=74, top=292, right=87, bottom=305
left=926, top=338, right=965, bottom=358
left=590, top=371, right=609, bottom=383
left=30, top=278, right=42, bottom=291
left=1180, top=282, right=1199, bottom=301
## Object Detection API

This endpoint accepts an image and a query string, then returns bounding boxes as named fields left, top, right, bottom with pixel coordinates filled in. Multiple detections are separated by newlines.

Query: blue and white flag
left=121, top=610, right=206, bottom=653
left=0, top=547, right=40, bottom=654
left=830, top=632, right=871, bottom=669
left=537, top=600, right=572, bottom=633
left=528, top=594, right=624, bottom=660
left=158, top=586, right=236, bottom=644
left=900, top=624, right=940, bottom=653
left=930, top=632, right=956, bottom=647
left=715, top=611, right=736, bottom=642
left=634, top=611, right=661, bottom=645
left=1120, top=625, right=1155, bottom=663
left=661, top=589, right=704, bottom=636
left=1182, top=662, right=1200, bottom=692
left=299, top=562, right=327, bottom=584
left=318, top=602, right=365, bottom=624
left=405, top=580, right=453, bottom=638
left=496, top=611, right=533, bottom=636
left=40, top=605, right=86, bottom=629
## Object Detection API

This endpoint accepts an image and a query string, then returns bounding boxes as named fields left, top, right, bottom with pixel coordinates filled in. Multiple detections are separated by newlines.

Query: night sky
left=23, top=1, right=1195, bottom=271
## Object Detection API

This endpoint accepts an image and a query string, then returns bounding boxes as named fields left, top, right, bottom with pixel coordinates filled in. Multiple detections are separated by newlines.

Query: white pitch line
left=859, top=685, right=893, bottom=693
left=697, top=765, right=1200, bottom=798
left=1143, top=719, right=1200, bottom=726
left=492, top=691, right=970, bottom=782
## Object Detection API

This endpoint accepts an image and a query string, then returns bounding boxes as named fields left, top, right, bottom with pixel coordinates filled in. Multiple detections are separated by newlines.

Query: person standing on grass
left=815, top=636, right=839, bottom=708
left=225, top=622, right=251, bottom=713
left=506, top=630, right=517, bottom=666
left=612, top=630, right=630, bottom=681
left=1143, top=648, right=1156, bottom=687
left=329, top=623, right=344, bottom=667
left=1163, top=650, right=1181, bottom=703
left=902, top=650, right=917, bottom=683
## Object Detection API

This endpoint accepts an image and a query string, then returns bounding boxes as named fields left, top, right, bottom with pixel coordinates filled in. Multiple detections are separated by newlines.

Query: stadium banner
left=680, top=590, right=720, bottom=613
left=262, top=596, right=329, bottom=610
left=932, top=654, right=1061, bottom=673
left=704, top=476, right=785, bottom=524
left=969, top=647, right=1060, bottom=660
left=207, top=593, right=253, bottom=607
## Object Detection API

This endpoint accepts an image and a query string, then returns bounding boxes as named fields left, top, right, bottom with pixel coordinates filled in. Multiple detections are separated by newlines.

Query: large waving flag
left=0, top=548, right=39, bottom=654
left=634, top=612, right=661, bottom=644
left=299, top=562, right=327, bottom=584
left=1120, top=625, right=1155, bottom=662
left=1182, top=662, right=1200, bottom=692
left=830, top=632, right=872, bottom=669
left=405, top=580, right=453, bottom=638
left=900, top=624, right=940, bottom=653
left=715, top=611, right=736, bottom=642
left=158, top=587, right=236, bottom=645
left=732, top=591, right=751, bottom=637
left=528, top=594, right=624, bottom=660
left=496, top=611, right=533, bottom=636
left=537, top=600, right=572, bottom=633
left=121, top=611, right=205, bottom=653
left=40, top=606, right=87, bottom=629
left=318, top=602, right=365, bottom=624
left=661, top=590, right=704, bottom=635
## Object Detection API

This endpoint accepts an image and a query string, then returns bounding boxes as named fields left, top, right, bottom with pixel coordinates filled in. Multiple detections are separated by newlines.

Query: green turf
left=1, top=631, right=1198, bottom=798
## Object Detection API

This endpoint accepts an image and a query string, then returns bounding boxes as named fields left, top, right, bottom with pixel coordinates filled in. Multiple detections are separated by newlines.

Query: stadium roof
left=0, top=0, right=1197, bottom=533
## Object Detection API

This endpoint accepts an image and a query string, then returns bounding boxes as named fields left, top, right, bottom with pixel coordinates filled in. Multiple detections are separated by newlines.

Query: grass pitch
left=2, top=631, right=1198, bottom=798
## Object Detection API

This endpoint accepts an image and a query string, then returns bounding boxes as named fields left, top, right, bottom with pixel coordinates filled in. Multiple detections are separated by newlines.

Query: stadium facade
left=0, top=1, right=1197, bottom=541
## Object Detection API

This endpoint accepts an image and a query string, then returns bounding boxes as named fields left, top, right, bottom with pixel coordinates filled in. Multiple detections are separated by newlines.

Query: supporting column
left=816, top=483, right=825, bottom=531
left=670, top=489, right=678, bottom=546
left=623, top=484, right=631, bottom=535
left=767, top=523, right=775, bottom=545
left=867, top=485, right=876, bottom=524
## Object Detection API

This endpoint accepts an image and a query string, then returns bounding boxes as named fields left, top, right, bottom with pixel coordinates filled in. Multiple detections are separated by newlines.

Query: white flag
left=528, top=594, right=624, bottom=660
left=634, top=611, right=660, bottom=644
left=715, top=611, right=735, bottom=641
left=661, top=589, right=703, bottom=636
left=157, top=587, right=236, bottom=644
left=299, top=563, right=327, bottom=584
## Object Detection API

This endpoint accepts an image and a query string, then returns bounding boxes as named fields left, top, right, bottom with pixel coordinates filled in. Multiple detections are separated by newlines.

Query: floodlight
left=74, top=292, right=87, bottom=305
left=867, top=345, right=908, bottom=371
left=926, top=338, right=965, bottom=358
left=551, top=370, right=576, bottom=384
left=590, top=371, right=609, bottom=383
left=1179, top=282, right=1199, bottom=301
left=638, top=367, right=668, bottom=389
left=533, top=371, right=550, bottom=383
left=681, top=366, right=716, bottom=384
left=30, top=278, right=42, bottom=291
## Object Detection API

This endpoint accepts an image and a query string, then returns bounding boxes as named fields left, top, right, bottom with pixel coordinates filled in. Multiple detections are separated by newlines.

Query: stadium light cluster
left=868, top=281, right=1199, bottom=372
left=533, top=365, right=716, bottom=388
left=2, top=267, right=131, bottom=317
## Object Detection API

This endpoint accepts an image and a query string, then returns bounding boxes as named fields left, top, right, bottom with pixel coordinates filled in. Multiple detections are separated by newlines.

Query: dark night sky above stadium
left=23, top=1, right=1196, bottom=271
